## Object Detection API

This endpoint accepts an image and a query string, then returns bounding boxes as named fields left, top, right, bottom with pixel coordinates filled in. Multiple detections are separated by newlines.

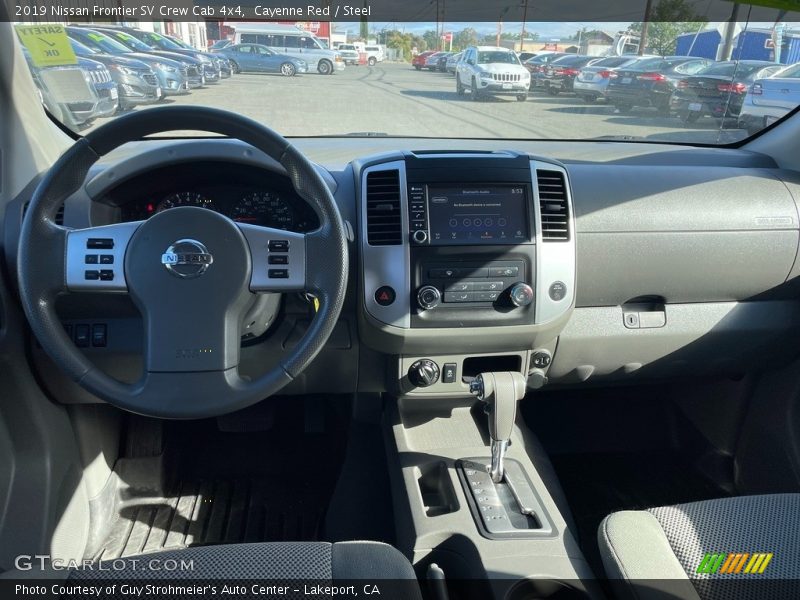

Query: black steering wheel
left=17, top=107, right=348, bottom=418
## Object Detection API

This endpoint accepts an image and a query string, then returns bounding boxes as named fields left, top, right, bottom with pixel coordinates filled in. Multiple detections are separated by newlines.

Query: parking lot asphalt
left=90, top=62, right=748, bottom=144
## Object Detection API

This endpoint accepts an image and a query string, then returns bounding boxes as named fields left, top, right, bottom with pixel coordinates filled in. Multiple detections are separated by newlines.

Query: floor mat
left=96, top=398, right=349, bottom=560
left=550, top=450, right=731, bottom=578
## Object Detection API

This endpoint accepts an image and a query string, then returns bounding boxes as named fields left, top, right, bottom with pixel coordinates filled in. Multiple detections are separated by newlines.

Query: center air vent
left=365, top=169, right=402, bottom=246
left=536, top=170, right=569, bottom=241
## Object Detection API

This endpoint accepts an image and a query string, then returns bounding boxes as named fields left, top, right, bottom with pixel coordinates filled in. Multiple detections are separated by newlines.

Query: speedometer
left=157, top=192, right=214, bottom=213
left=231, top=191, right=294, bottom=230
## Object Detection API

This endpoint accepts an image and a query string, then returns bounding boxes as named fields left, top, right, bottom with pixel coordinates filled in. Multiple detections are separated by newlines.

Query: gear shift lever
left=469, top=371, right=527, bottom=483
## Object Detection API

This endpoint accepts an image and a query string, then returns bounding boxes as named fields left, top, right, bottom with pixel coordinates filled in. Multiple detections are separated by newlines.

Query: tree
left=422, top=30, right=440, bottom=51
left=630, top=0, right=707, bottom=55
left=385, top=30, right=426, bottom=60
left=453, top=27, right=479, bottom=51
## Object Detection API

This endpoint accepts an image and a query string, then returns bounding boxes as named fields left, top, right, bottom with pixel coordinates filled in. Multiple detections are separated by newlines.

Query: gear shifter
left=469, top=371, right=527, bottom=483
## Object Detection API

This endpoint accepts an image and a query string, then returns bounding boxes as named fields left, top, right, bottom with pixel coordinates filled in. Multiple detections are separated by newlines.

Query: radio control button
left=412, top=230, right=428, bottom=244
left=510, top=283, right=535, bottom=307
left=417, top=286, right=441, bottom=310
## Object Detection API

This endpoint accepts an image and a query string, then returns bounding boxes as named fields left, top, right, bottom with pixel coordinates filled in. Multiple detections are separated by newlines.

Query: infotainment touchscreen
left=427, top=185, right=529, bottom=245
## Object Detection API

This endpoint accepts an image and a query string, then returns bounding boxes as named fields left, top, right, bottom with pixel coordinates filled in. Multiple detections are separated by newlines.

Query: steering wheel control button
left=161, top=239, right=213, bottom=279
left=509, top=283, right=534, bottom=307
left=268, top=255, right=288, bottom=265
left=442, top=363, right=457, bottom=384
left=84, top=255, right=99, bottom=264
left=99, top=270, right=114, bottom=281
left=84, top=270, right=100, bottom=280
left=99, top=255, right=114, bottom=264
left=268, top=269, right=289, bottom=279
left=91, top=324, right=107, bottom=347
left=548, top=281, right=567, bottom=301
left=268, top=240, right=289, bottom=252
left=408, top=359, right=440, bottom=388
left=417, top=285, right=442, bottom=310
left=87, top=238, right=114, bottom=249
left=489, top=266, right=519, bottom=278
left=74, top=325, right=90, bottom=348
left=374, top=286, right=396, bottom=306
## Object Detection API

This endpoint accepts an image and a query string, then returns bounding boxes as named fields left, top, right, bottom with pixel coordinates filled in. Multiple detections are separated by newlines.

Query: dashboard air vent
left=365, top=169, right=402, bottom=246
left=536, top=170, right=569, bottom=241
left=23, top=201, right=64, bottom=226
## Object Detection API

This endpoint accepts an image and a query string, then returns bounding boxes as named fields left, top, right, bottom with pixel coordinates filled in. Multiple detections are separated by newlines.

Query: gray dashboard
left=6, top=136, right=800, bottom=403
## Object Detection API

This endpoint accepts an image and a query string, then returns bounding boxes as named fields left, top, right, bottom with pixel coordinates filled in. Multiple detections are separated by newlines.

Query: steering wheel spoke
left=238, top=223, right=307, bottom=292
left=66, top=222, right=141, bottom=293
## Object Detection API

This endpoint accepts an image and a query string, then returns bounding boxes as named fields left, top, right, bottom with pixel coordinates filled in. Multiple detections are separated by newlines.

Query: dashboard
left=7, top=136, right=800, bottom=403
left=107, top=161, right=319, bottom=232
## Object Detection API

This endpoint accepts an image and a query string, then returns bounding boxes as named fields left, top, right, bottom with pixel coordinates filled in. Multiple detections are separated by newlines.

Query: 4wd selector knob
left=408, top=359, right=440, bottom=387
left=509, top=282, right=534, bottom=307
left=417, top=285, right=441, bottom=310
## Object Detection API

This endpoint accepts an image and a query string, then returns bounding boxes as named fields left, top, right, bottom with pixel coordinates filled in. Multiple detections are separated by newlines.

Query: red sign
left=544, top=42, right=558, bottom=50
left=441, top=32, right=453, bottom=42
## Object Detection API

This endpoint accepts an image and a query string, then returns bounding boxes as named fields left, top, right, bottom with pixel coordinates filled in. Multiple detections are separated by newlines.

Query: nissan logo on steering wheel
left=161, top=239, right=214, bottom=279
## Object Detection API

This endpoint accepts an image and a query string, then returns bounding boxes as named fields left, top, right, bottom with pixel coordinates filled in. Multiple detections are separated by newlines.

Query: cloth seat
left=598, top=493, right=800, bottom=600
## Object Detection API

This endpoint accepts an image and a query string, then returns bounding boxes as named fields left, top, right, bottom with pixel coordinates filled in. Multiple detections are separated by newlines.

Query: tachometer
left=231, top=191, right=294, bottom=229
left=157, top=192, right=214, bottom=213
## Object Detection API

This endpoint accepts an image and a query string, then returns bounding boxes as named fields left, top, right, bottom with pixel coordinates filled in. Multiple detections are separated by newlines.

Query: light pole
left=520, top=0, right=529, bottom=53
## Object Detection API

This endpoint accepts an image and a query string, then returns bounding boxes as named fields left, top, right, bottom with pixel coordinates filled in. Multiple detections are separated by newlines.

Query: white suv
left=456, top=46, right=530, bottom=101
left=364, top=46, right=384, bottom=66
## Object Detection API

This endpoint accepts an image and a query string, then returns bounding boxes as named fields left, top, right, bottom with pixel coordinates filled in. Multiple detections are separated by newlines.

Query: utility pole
left=520, top=0, right=529, bottom=53
left=639, top=0, right=653, bottom=55
left=720, top=2, right=741, bottom=61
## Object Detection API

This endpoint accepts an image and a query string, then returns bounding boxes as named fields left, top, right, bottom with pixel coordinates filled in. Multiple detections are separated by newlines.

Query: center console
left=357, top=151, right=577, bottom=395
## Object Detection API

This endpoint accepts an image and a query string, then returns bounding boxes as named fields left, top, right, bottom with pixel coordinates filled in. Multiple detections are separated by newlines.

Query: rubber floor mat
left=96, top=398, right=348, bottom=560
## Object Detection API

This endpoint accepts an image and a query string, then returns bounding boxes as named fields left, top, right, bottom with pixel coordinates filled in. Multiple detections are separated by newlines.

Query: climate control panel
left=417, top=260, right=530, bottom=309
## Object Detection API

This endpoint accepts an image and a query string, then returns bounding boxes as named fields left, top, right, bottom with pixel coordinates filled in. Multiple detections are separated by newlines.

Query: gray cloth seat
left=3, top=541, right=422, bottom=599
left=598, top=494, right=800, bottom=600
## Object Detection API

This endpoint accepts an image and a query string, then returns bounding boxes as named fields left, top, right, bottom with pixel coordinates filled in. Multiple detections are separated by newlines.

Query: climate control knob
left=509, top=282, right=534, bottom=307
left=412, top=229, right=428, bottom=244
left=408, top=359, right=440, bottom=388
left=417, top=285, right=441, bottom=310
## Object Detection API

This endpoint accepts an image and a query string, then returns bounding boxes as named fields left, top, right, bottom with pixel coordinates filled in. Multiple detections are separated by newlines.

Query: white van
left=364, top=45, right=385, bottom=66
left=233, top=24, right=343, bottom=74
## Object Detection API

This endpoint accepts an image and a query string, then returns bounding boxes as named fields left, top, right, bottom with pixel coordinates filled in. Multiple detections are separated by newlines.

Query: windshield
left=72, top=30, right=132, bottom=55
left=14, top=16, right=800, bottom=144
left=477, top=51, right=520, bottom=65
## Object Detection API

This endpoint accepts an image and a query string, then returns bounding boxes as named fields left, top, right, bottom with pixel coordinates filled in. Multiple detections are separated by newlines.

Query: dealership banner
left=2, top=0, right=799, bottom=22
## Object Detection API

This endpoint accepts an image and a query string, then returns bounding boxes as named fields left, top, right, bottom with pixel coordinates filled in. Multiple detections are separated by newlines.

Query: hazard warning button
left=374, top=286, right=396, bottom=306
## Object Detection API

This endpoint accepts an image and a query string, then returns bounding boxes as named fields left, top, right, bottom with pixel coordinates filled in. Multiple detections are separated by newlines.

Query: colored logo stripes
left=697, top=552, right=773, bottom=575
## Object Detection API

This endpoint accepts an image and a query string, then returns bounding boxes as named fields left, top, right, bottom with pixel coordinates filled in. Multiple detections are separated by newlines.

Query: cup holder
left=417, top=461, right=459, bottom=517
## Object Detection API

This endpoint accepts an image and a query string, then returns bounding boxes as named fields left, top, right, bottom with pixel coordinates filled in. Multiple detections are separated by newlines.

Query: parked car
left=434, top=52, right=454, bottom=72
left=535, top=54, right=601, bottom=95
left=517, top=52, right=538, bottom=62
left=573, top=56, right=647, bottom=102
left=96, top=26, right=222, bottom=83
left=212, top=44, right=308, bottom=76
left=446, top=51, right=463, bottom=74
left=21, top=48, right=117, bottom=129
left=232, top=24, right=344, bottom=74
left=523, top=52, right=570, bottom=74
left=423, top=52, right=447, bottom=70
left=164, top=34, right=233, bottom=78
left=209, top=39, right=232, bottom=50
left=67, top=27, right=190, bottom=96
left=67, top=38, right=162, bottom=110
left=739, top=62, right=800, bottom=134
left=81, top=26, right=206, bottom=89
left=456, top=46, right=530, bottom=101
left=412, top=51, right=437, bottom=70
left=670, top=60, right=784, bottom=124
left=607, top=56, right=713, bottom=113
left=364, top=45, right=384, bottom=66
left=337, top=44, right=361, bottom=66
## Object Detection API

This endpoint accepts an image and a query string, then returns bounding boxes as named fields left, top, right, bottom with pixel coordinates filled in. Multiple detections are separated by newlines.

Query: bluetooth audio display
left=427, top=185, right=529, bottom=245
